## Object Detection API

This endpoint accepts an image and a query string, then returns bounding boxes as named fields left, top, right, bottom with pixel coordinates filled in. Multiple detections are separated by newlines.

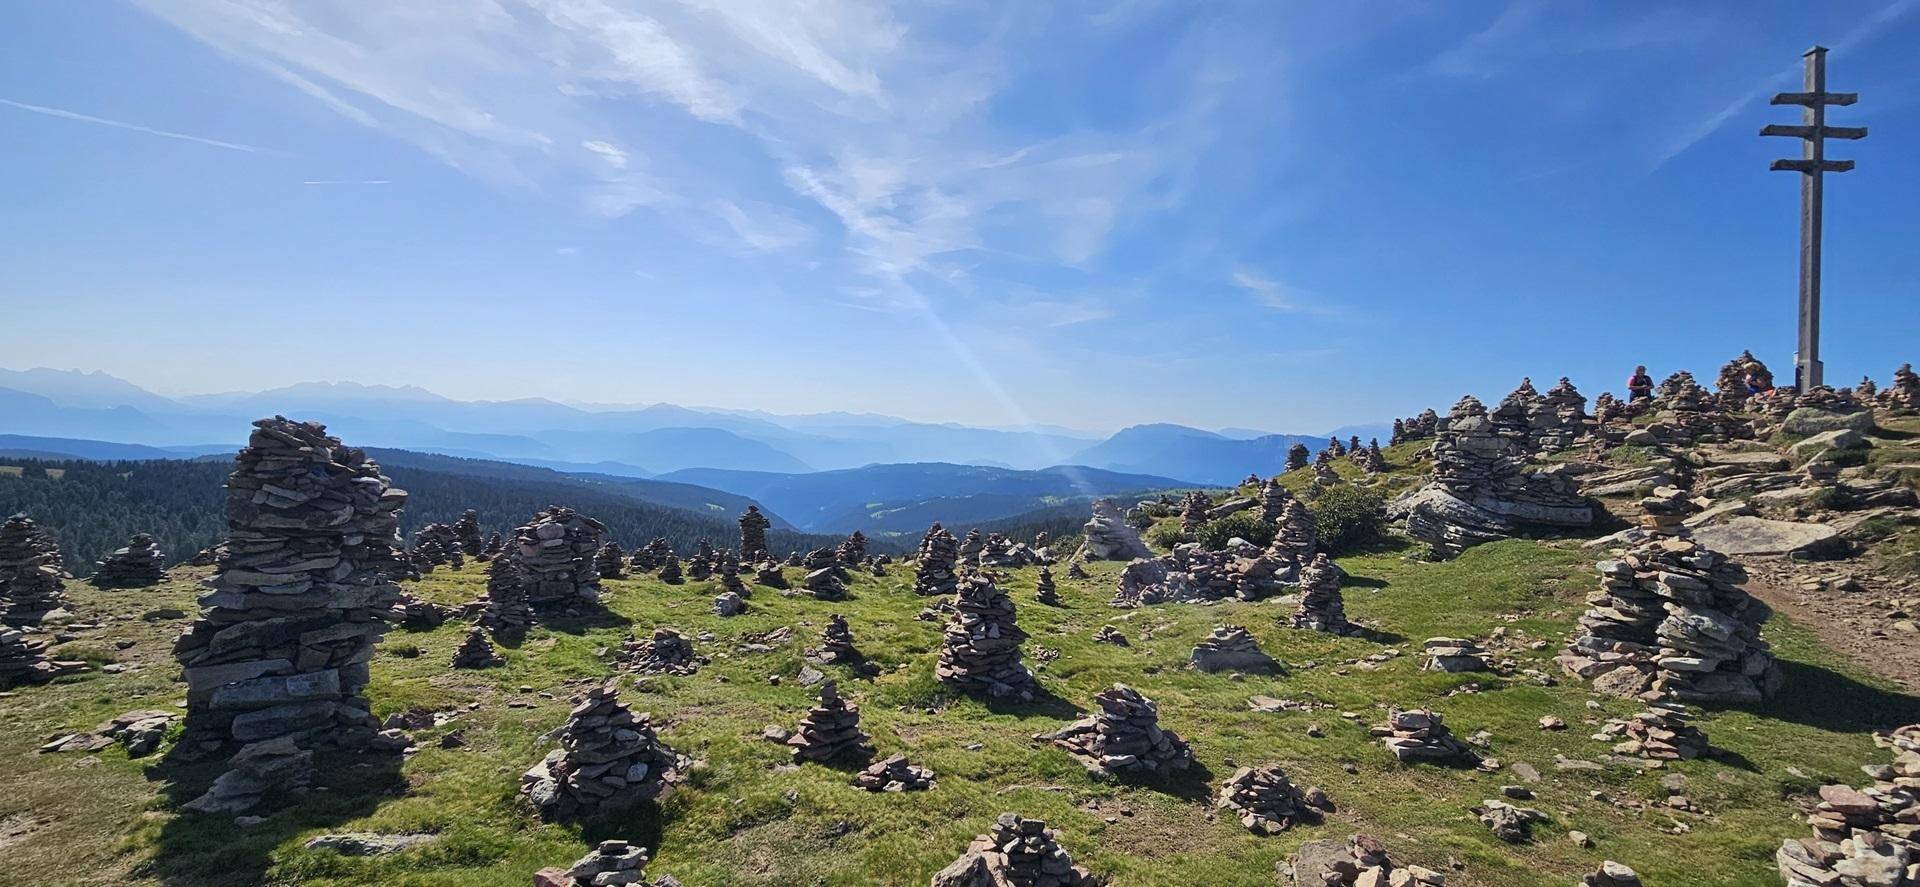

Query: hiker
left=1627, top=365, right=1654, bottom=402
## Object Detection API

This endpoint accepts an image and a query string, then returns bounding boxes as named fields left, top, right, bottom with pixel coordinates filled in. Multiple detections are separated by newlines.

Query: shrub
left=1197, top=512, right=1276, bottom=550
left=1145, top=520, right=1190, bottom=550
left=1310, top=485, right=1385, bottom=552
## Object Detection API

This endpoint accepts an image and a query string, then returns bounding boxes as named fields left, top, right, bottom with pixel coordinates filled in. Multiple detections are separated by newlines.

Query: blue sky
left=2, top=1, right=1917, bottom=434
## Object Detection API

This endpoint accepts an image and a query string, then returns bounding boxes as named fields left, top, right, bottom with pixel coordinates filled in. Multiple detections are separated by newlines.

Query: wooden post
left=1762, top=46, right=1865, bottom=392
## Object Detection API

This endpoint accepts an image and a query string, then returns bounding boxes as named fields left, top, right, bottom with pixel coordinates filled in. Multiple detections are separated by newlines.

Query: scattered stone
left=520, top=682, right=686, bottom=820
left=1691, top=516, right=1843, bottom=558
left=936, top=574, right=1036, bottom=701
left=449, top=624, right=505, bottom=669
left=1092, top=626, right=1128, bottom=647
left=785, top=681, right=871, bottom=764
left=1076, top=499, right=1153, bottom=562
left=0, top=600, right=83, bottom=687
left=1597, top=705, right=1710, bottom=760
left=1039, top=683, right=1193, bottom=778
left=90, top=533, right=167, bottom=588
left=1190, top=624, right=1279, bottom=673
left=40, top=708, right=177, bottom=757
left=1282, top=834, right=1444, bottom=887
left=1378, top=708, right=1481, bottom=767
left=802, top=564, right=847, bottom=601
left=930, top=813, right=1097, bottom=887
left=1474, top=799, right=1547, bottom=843
left=853, top=754, right=935, bottom=792
left=1215, top=764, right=1327, bottom=834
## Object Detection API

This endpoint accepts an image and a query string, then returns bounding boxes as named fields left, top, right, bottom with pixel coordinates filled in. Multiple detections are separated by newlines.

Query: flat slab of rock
left=1782, top=407, right=1874, bottom=436
left=1692, top=516, right=1842, bottom=557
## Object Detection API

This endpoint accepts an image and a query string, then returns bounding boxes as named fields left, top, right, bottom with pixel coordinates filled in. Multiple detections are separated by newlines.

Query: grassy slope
left=4, top=536, right=1918, bottom=887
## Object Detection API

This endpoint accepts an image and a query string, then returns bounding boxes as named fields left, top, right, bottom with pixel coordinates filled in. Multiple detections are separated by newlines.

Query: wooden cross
left=1762, top=46, right=1866, bottom=392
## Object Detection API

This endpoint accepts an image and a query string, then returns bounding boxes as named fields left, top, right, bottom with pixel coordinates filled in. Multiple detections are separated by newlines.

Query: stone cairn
left=595, top=542, right=627, bottom=580
left=717, top=557, right=750, bottom=598
left=1490, top=378, right=1540, bottom=445
left=930, top=813, right=1097, bottom=887
left=1421, top=636, right=1493, bottom=673
left=1033, top=567, right=1060, bottom=605
left=853, top=754, right=935, bottom=792
left=1855, top=376, right=1880, bottom=400
left=1776, top=724, right=1920, bottom=887
left=1391, top=409, right=1440, bottom=445
left=1884, top=363, right=1920, bottom=412
left=411, top=523, right=455, bottom=569
left=1642, top=370, right=1750, bottom=446
left=1216, top=764, right=1328, bottom=834
left=1597, top=704, right=1710, bottom=760
left=837, top=530, right=868, bottom=565
left=171, top=418, right=407, bottom=811
left=479, top=550, right=535, bottom=639
left=513, top=507, right=604, bottom=611
left=452, top=509, right=483, bottom=556
left=738, top=505, right=771, bottom=560
left=687, top=540, right=716, bottom=581
left=1284, top=834, right=1445, bottom=887
left=1066, top=561, right=1089, bottom=580
left=521, top=682, right=685, bottom=821
left=1271, top=498, right=1317, bottom=566
left=1715, top=349, right=1774, bottom=405
left=1258, top=478, right=1292, bottom=523
left=1289, top=553, right=1355, bottom=635
left=753, top=559, right=788, bottom=589
left=1075, top=498, right=1152, bottom=562
left=914, top=524, right=962, bottom=597
left=1040, top=683, right=1194, bottom=778
left=936, top=574, right=1037, bottom=701
left=1285, top=443, right=1310, bottom=472
left=1377, top=708, right=1481, bottom=766
left=632, top=538, right=669, bottom=571
left=1190, top=624, right=1279, bottom=673
left=959, top=528, right=986, bottom=563
left=785, top=681, right=871, bottom=764
left=1092, top=625, right=1128, bottom=646
left=1180, top=491, right=1213, bottom=534
left=0, top=514, right=69, bottom=624
left=184, top=735, right=314, bottom=814
left=803, top=558, right=848, bottom=601
left=1359, top=439, right=1388, bottom=473
left=657, top=553, right=684, bottom=584
left=0, top=598, right=83, bottom=687
left=481, top=532, right=504, bottom=560
left=449, top=624, right=505, bottom=669
left=91, top=533, right=167, bottom=588
left=1559, top=535, right=1782, bottom=702
left=1396, top=394, right=1592, bottom=557
left=535, top=840, right=681, bottom=887
left=807, top=614, right=859, bottom=665
left=1531, top=378, right=1588, bottom=451
left=617, top=627, right=704, bottom=675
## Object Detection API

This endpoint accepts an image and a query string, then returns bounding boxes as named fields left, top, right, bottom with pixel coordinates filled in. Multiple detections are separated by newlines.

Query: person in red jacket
left=1627, top=365, right=1654, bottom=401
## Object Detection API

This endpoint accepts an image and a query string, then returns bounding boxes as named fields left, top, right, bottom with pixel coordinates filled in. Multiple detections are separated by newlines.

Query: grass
left=2, top=540, right=1917, bottom=886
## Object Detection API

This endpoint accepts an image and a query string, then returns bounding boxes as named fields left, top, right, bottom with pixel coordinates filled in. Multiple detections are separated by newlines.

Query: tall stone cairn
left=412, top=523, right=459, bottom=567
left=91, top=533, right=167, bottom=588
left=0, top=514, right=69, bottom=624
left=1285, top=443, right=1310, bottom=472
left=1715, top=349, right=1774, bottom=405
left=0, top=598, right=82, bottom=687
left=1390, top=419, right=1407, bottom=445
left=1531, top=378, right=1588, bottom=452
left=595, top=542, right=627, bottom=580
left=717, top=556, right=750, bottom=597
left=1560, top=535, right=1782, bottom=702
left=1289, top=553, right=1354, bottom=635
left=480, top=532, right=504, bottom=561
left=520, top=682, right=685, bottom=820
left=1776, top=724, right=1920, bottom=887
left=936, top=574, right=1036, bottom=701
left=1855, top=376, right=1879, bottom=401
left=1258, top=478, right=1293, bottom=523
left=172, top=418, right=407, bottom=767
left=837, top=530, right=868, bottom=565
left=1075, top=498, right=1152, bottom=562
left=657, top=553, right=684, bottom=584
left=959, top=528, right=985, bottom=563
left=914, top=524, right=962, bottom=597
left=1039, top=683, right=1194, bottom=777
left=1270, top=498, right=1317, bottom=565
left=1360, top=439, right=1388, bottom=473
left=1490, top=378, right=1540, bottom=449
left=930, top=813, right=1098, bottom=887
left=1033, top=567, right=1060, bottom=605
left=451, top=509, right=484, bottom=556
left=480, top=550, right=534, bottom=639
left=513, top=507, right=604, bottom=611
left=1179, top=491, right=1213, bottom=534
left=785, top=680, right=872, bottom=763
left=807, top=614, right=858, bottom=664
left=1886, top=363, right=1920, bottom=413
left=738, top=505, right=771, bottom=560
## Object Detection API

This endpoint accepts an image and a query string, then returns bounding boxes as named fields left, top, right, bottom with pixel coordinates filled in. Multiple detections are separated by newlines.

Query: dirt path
left=1745, top=562, right=1920, bottom=694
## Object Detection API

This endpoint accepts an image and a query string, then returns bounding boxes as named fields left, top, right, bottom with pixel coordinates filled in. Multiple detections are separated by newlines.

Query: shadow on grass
left=575, top=802, right=668, bottom=851
left=1114, top=758, right=1216, bottom=802
left=1707, top=658, right=1920, bottom=733
left=143, top=745, right=407, bottom=887
left=982, top=682, right=1087, bottom=721
left=539, top=602, right=633, bottom=635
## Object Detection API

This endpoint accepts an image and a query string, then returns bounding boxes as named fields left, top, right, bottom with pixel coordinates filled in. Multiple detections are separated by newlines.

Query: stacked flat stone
left=449, top=624, right=505, bottom=669
left=753, top=559, right=788, bottom=589
left=513, top=507, right=604, bottom=611
left=1855, top=376, right=1879, bottom=401
left=785, top=681, right=871, bottom=763
left=738, top=505, right=771, bottom=560
left=1886, top=363, right=1920, bottom=412
left=717, top=557, right=750, bottom=598
left=1190, top=624, right=1279, bottom=673
left=1033, top=567, right=1060, bottom=605
left=657, top=554, right=683, bottom=584
left=1776, top=726, right=1920, bottom=887
left=1390, top=419, right=1408, bottom=445
left=1491, top=378, right=1541, bottom=449
left=480, top=532, right=504, bottom=561
left=1040, top=683, right=1193, bottom=777
left=1216, top=764, right=1325, bottom=834
left=808, top=614, right=858, bottom=664
left=1377, top=708, right=1480, bottom=765
left=1258, top=479, right=1293, bottom=523
left=1647, top=370, right=1749, bottom=445
left=187, top=544, right=223, bottom=567
left=853, top=754, right=935, bottom=792
left=1592, top=392, right=1625, bottom=426
left=1285, top=443, right=1311, bottom=472
left=915, top=524, right=962, bottom=596
left=1422, top=636, right=1492, bottom=673
left=480, top=551, right=535, bottom=639
left=1112, top=546, right=1287, bottom=607
left=182, top=735, right=314, bottom=814
left=1066, top=561, right=1089, bottom=580
left=0, top=598, right=82, bottom=687
left=632, top=538, right=669, bottom=571
left=1637, top=485, right=1693, bottom=537
left=172, top=418, right=406, bottom=792
left=958, top=528, right=985, bottom=564
left=978, top=533, right=1031, bottom=568
left=1315, top=445, right=1337, bottom=468
left=1270, top=498, right=1317, bottom=565
left=803, top=562, right=848, bottom=600
left=521, top=683, right=685, bottom=820
left=0, top=514, right=68, bottom=624
left=1289, top=553, right=1354, bottom=635
left=451, top=509, right=483, bottom=556
left=595, top=542, right=627, bottom=580
left=618, top=628, right=704, bottom=675
left=1075, top=498, right=1152, bottom=562
left=936, top=574, right=1036, bottom=700
left=837, top=531, right=868, bottom=565
left=1532, top=377, right=1589, bottom=451
left=91, top=533, right=167, bottom=588
left=687, top=540, right=715, bottom=581
left=1359, top=439, right=1388, bottom=473
left=387, top=592, right=452, bottom=628
left=930, top=813, right=1097, bottom=887
left=1582, top=862, right=1644, bottom=887
left=1400, top=408, right=1440, bottom=441
left=1092, top=625, right=1127, bottom=645
left=1715, top=350, right=1774, bottom=405
left=1285, top=834, right=1445, bottom=887
left=1180, top=491, right=1213, bottom=534
left=1559, top=535, right=1782, bottom=702
left=1598, top=704, right=1710, bottom=760
left=1398, top=394, right=1592, bottom=556
left=535, top=840, right=682, bottom=887
left=412, top=523, right=457, bottom=567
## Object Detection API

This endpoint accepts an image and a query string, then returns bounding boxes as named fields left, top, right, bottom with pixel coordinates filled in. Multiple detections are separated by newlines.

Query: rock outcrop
left=1190, top=624, right=1279, bottom=673
left=1076, top=499, right=1152, bottom=562
left=1395, top=395, right=1593, bottom=557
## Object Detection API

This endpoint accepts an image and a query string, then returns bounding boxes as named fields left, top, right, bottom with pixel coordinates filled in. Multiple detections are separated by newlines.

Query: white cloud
left=581, top=139, right=629, bottom=169
left=1231, top=269, right=1308, bottom=312
left=0, top=97, right=275, bottom=153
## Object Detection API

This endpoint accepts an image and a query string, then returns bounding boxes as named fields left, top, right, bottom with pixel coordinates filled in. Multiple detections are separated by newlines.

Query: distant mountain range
left=1064, top=423, right=1328, bottom=486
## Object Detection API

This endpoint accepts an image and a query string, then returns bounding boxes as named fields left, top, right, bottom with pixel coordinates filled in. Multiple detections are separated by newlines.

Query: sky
left=2, top=1, right=1917, bottom=435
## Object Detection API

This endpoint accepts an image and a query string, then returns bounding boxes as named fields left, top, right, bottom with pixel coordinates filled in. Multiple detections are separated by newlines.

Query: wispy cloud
left=581, top=140, right=629, bottom=169
left=0, top=97, right=276, bottom=154
left=302, top=179, right=392, bottom=185
left=1231, top=269, right=1312, bottom=312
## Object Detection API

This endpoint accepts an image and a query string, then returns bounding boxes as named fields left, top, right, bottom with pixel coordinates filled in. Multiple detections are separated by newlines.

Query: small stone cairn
left=91, top=533, right=167, bottom=588
left=173, top=419, right=405, bottom=774
left=837, top=530, right=868, bottom=565
left=632, top=538, right=669, bottom=571
left=1270, top=498, right=1317, bottom=566
left=717, top=557, right=750, bottom=597
left=1285, top=443, right=1311, bottom=472
left=936, top=574, right=1036, bottom=701
left=451, top=509, right=483, bottom=556
left=1258, top=479, right=1293, bottom=523
left=0, top=598, right=83, bottom=687
left=1776, top=723, right=1920, bottom=887
left=1190, top=624, right=1279, bottom=673
left=1033, top=567, right=1060, bottom=605
left=1377, top=708, right=1480, bottom=766
left=617, top=628, right=704, bottom=675
left=753, top=559, right=788, bottom=589
left=480, top=532, right=504, bottom=560
left=479, top=551, right=535, bottom=639
left=1597, top=704, right=1710, bottom=760
left=930, top=813, right=1097, bottom=887
left=1289, top=553, right=1355, bottom=635
left=1531, top=377, right=1588, bottom=451
left=1039, top=683, right=1194, bottom=778
left=534, top=840, right=681, bottom=887
left=687, top=540, right=716, bottom=581
left=1075, top=499, right=1152, bottom=562
left=1475, top=798, right=1548, bottom=843
left=1283, top=834, right=1445, bottom=887
left=449, top=624, right=505, bottom=669
left=853, top=754, right=936, bottom=792
left=1359, top=439, right=1388, bottom=473
left=657, top=553, right=684, bottom=584
left=513, top=507, right=604, bottom=611
left=1559, top=534, right=1782, bottom=702
left=521, top=682, right=685, bottom=820
left=738, top=505, right=771, bottom=560
left=0, top=514, right=69, bottom=624
left=807, top=614, right=859, bottom=665
left=1216, top=764, right=1327, bottom=835
left=803, top=560, right=848, bottom=601
left=1422, top=636, right=1492, bottom=673
left=1180, top=491, right=1213, bottom=534
left=1716, top=349, right=1774, bottom=406
left=1092, top=625, right=1128, bottom=646
left=959, top=528, right=986, bottom=563
left=595, top=542, right=627, bottom=580
left=914, top=523, right=962, bottom=597
left=1884, top=362, right=1920, bottom=412
left=785, top=681, right=871, bottom=764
